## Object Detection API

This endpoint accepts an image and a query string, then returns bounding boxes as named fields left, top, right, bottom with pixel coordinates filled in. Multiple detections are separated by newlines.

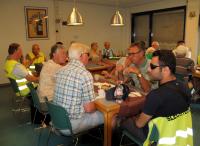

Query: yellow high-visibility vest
left=198, top=55, right=200, bottom=65
left=4, top=60, right=30, bottom=96
left=144, top=109, right=193, bottom=146
left=28, top=52, right=45, bottom=65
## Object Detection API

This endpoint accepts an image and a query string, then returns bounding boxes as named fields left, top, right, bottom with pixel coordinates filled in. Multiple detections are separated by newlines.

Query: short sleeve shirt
left=143, top=80, right=191, bottom=118
left=53, top=59, right=95, bottom=120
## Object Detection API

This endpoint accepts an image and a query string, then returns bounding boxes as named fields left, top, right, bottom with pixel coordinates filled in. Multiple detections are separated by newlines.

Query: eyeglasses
left=128, top=50, right=141, bottom=56
left=150, top=63, right=165, bottom=70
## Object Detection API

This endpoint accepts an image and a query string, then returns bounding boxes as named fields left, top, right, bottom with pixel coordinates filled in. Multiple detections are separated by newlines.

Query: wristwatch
left=137, top=73, right=142, bottom=78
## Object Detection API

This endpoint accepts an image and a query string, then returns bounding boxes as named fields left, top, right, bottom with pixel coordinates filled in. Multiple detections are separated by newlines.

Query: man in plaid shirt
left=54, top=43, right=103, bottom=134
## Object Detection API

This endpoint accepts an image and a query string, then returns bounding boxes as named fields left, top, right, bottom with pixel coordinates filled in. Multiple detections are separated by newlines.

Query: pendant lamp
left=67, top=0, right=83, bottom=26
left=111, top=0, right=124, bottom=26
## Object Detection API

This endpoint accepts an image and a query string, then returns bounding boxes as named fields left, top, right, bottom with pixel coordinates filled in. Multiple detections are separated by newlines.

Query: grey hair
left=49, top=44, right=65, bottom=59
left=68, top=43, right=90, bottom=59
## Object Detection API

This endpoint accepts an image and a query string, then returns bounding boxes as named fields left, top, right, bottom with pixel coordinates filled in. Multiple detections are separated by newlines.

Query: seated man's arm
left=82, top=73, right=96, bottom=113
left=138, top=75, right=151, bottom=92
left=26, top=54, right=33, bottom=66
left=124, top=66, right=151, bottom=92
left=26, top=53, right=41, bottom=66
left=135, top=112, right=152, bottom=128
left=83, top=101, right=96, bottom=113
left=25, top=74, right=39, bottom=82
left=13, top=63, right=39, bottom=83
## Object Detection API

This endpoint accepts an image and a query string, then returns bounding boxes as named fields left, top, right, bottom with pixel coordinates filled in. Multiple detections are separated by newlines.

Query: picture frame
left=24, top=6, right=48, bottom=40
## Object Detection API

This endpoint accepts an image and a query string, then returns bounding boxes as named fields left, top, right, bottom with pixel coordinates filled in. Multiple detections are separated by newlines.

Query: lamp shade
left=67, top=7, right=83, bottom=26
left=111, top=10, right=124, bottom=26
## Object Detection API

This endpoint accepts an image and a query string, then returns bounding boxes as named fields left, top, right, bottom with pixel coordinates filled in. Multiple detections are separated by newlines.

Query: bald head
left=104, top=41, right=110, bottom=49
left=32, top=44, right=40, bottom=56
left=152, top=41, right=159, bottom=50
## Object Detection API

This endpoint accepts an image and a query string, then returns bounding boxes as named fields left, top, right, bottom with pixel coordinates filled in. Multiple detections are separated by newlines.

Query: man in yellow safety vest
left=26, top=44, right=46, bottom=71
left=5, top=43, right=39, bottom=96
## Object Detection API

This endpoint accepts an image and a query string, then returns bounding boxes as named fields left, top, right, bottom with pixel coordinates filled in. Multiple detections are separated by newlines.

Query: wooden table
left=94, top=98, right=120, bottom=146
left=86, top=63, right=114, bottom=74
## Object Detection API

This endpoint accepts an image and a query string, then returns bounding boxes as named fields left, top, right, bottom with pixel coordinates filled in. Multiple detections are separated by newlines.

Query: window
left=131, top=6, right=186, bottom=50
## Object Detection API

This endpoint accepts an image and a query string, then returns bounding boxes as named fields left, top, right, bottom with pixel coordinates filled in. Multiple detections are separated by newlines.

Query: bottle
left=36, top=12, right=43, bottom=35
left=114, top=84, right=124, bottom=100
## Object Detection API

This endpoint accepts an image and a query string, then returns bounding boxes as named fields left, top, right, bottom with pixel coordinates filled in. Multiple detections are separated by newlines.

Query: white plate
left=94, top=82, right=115, bottom=88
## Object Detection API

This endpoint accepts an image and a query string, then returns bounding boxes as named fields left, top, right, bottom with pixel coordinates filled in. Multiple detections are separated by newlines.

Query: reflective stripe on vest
left=16, top=78, right=27, bottom=83
left=143, top=109, right=193, bottom=146
left=18, top=85, right=28, bottom=91
left=4, top=60, right=30, bottom=96
left=158, top=128, right=193, bottom=145
left=29, top=65, right=35, bottom=69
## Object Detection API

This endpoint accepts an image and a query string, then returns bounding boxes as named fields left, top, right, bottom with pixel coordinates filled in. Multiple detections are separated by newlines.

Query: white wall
left=0, top=0, right=56, bottom=84
left=55, top=1, right=129, bottom=53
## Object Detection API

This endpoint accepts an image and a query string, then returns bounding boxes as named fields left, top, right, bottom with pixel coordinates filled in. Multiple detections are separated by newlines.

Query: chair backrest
left=46, top=101, right=73, bottom=134
left=9, top=78, right=20, bottom=94
left=26, top=82, right=41, bottom=110
left=148, top=124, right=159, bottom=145
left=143, top=110, right=193, bottom=146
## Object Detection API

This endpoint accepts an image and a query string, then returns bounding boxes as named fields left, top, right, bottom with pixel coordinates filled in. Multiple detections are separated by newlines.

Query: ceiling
left=64, top=0, right=162, bottom=8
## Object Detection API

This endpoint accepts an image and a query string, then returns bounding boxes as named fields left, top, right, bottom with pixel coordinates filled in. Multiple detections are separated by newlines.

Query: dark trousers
left=30, top=105, right=51, bottom=125
left=120, top=118, right=148, bottom=143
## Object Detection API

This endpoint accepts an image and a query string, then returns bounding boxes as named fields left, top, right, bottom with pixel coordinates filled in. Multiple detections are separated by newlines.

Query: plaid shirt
left=54, top=59, right=95, bottom=119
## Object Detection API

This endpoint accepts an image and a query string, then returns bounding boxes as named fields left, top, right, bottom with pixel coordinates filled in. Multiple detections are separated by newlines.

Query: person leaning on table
left=120, top=50, right=192, bottom=144
left=123, top=42, right=156, bottom=93
left=53, top=42, right=103, bottom=134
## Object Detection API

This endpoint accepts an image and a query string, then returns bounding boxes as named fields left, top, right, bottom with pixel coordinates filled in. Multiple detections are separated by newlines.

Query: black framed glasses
left=150, top=63, right=166, bottom=70
left=128, top=50, right=141, bottom=56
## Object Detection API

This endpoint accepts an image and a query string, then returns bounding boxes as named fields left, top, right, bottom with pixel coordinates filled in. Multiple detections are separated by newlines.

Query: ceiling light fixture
left=111, top=0, right=124, bottom=26
left=67, top=0, right=83, bottom=26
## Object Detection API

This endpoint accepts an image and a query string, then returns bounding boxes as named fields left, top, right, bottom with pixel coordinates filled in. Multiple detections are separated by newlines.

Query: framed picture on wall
left=24, top=6, right=48, bottom=40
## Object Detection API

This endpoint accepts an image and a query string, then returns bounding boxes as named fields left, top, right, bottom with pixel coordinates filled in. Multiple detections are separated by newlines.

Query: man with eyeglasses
left=53, top=43, right=103, bottom=134
left=123, top=42, right=154, bottom=92
left=120, top=50, right=192, bottom=144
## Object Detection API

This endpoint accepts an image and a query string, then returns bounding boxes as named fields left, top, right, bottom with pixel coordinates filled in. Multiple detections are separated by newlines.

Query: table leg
left=104, top=112, right=108, bottom=146
left=107, top=111, right=117, bottom=146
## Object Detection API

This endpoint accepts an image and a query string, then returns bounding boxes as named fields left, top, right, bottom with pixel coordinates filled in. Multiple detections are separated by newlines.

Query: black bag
left=105, top=84, right=130, bottom=101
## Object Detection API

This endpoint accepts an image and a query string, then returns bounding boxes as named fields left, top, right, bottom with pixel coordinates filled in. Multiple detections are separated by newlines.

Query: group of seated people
left=4, top=40, right=195, bottom=145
